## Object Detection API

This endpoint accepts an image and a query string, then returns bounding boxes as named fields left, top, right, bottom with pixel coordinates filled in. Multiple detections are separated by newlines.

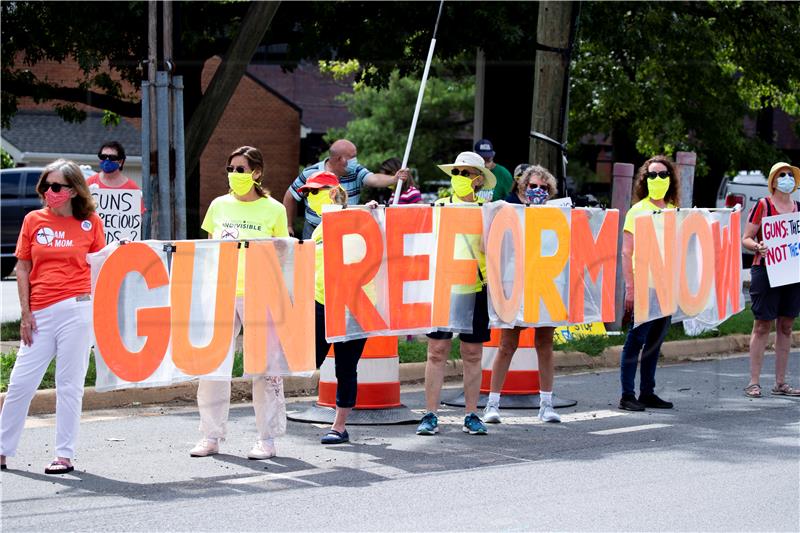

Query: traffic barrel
left=443, top=328, right=576, bottom=409
left=288, top=336, right=418, bottom=425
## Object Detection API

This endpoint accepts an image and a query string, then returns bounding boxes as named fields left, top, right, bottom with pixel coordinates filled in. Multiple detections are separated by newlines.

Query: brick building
left=199, top=57, right=300, bottom=220
left=2, top=55, right=304, bottom=229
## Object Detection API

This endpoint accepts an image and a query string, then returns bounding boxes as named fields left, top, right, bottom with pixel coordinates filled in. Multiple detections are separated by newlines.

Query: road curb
left=3, top=332, right=798, bottom=415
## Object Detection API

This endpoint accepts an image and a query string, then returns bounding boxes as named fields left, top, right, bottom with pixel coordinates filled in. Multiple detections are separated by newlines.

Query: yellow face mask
left=647, top=176, right=670, bottom=201
left=307, top=188, right=334, bottom=216
left=452, top=174, right=476, bottom=197
left=228, top=172, right=255, bottom=196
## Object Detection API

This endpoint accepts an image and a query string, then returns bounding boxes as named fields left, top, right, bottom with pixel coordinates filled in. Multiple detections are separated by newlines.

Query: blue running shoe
left=462, top=412, right=488, bottom=435
left=416, top=412, right=439, bottom=435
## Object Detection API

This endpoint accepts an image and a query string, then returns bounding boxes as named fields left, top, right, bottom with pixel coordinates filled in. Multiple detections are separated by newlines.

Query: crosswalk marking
left=590, top=423, right=672, bottom=435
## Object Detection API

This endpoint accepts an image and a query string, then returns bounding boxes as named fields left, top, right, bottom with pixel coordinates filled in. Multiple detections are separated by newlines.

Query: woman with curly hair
left=618, top=155, right=681, bottom=411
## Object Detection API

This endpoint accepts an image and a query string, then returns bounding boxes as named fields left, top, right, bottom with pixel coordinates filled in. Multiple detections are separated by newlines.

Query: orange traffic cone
left=444, top=328, right=576, bottom=409
left=288, top=336, right=418, bottom=425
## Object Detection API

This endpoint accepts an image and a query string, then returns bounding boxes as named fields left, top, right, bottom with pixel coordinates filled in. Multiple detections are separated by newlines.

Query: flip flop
left=44, top=460, right=74, bottom=475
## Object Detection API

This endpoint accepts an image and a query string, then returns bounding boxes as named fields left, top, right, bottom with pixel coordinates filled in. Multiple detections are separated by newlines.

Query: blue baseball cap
left=474, top=139, right=495, bottom=159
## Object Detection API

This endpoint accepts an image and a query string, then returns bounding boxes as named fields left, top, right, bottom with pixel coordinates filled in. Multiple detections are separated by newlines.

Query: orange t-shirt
left=86, top=173, right=146, bottom=213
left=15, top=209, right=106, bottom=311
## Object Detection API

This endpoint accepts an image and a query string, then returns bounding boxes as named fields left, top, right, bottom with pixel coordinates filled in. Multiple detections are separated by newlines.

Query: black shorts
left=426, top=287, right=491, bottom=344
left=749, top=265, right=800, bottom=321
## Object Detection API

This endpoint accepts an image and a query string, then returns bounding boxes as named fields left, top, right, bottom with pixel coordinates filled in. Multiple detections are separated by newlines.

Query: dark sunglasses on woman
left=778, top=171, right=794, bottom=178
left=527, top=183, right=548, bottom=190
left=451, top=168, right=479, bottom=177
left=226, top=165, right=248, bottom=173
left=645, top=170, right=671, bottom=179
left=98, top=153, right=122, bottom=161
left=41, top=182, right=73, bottom=193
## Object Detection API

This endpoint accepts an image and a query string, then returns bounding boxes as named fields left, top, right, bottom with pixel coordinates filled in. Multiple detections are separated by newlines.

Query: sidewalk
left=5, top=331, right=798, bottom=415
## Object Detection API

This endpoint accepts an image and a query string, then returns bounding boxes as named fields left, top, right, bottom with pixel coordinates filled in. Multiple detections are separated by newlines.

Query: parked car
left=0, top=166, right=94, bottom=278
left=715, top=169, right=800, bottom=266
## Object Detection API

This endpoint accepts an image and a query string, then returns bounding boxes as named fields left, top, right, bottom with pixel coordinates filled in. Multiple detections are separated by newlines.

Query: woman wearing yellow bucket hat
left=742, top=161, right=800, bottom=398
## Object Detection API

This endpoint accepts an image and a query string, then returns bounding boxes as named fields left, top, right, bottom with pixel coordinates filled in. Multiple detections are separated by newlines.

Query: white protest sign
left=90, top=188, right=143, bottom=244
left=547, top=196, right=573, bottom=208
left=761, top=212, right=800, bottom=287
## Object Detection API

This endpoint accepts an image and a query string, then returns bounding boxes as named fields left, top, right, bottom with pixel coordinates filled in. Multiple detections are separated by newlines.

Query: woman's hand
left=395, top=169, right=413, bottom=187
left=20, top=311, right=37, bottom=346
left=624, top=285, right=634, bottom=315
left=753, top=240, right=768, bottom=254
left=365, top=200, right=380, bottom=209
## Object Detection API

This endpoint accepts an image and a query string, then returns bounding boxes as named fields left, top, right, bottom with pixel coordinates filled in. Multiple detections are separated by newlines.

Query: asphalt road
left=1, top=353, right=798, bottom=532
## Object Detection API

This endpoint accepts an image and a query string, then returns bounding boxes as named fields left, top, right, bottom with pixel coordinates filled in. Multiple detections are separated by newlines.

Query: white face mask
left=776, top=174, right=795, bottom=193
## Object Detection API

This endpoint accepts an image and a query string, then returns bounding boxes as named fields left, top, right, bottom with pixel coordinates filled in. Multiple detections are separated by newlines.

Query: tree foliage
left=569, top=1, right=800, bottom=182
left=325, top=67, right=474, bottom=184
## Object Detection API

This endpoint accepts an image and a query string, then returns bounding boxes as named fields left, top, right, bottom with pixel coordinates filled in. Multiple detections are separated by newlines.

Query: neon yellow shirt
left=434, top=194, right=486, bottom=293
left=623, top=198, right=676, bottom=234
left=201, top=194, right=289, bottom=295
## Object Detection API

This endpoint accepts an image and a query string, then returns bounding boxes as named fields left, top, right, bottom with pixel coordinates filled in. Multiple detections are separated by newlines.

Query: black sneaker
left=639, top=393, right=673, bottom=409
left=619, top=395, right=645, bottom=411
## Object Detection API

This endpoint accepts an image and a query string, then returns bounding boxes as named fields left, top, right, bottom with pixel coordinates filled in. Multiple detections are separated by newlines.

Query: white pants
left=197, top=297, right=287, bottom=441
left=0, top=297, right=92, bottom=459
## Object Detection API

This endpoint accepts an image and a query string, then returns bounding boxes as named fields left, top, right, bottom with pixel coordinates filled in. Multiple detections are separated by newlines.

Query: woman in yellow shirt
left=300, top=170, right=383, bottom=444
left=618, top=155, right=680, bottom=411
left=189, top=146, right=290, bottom=460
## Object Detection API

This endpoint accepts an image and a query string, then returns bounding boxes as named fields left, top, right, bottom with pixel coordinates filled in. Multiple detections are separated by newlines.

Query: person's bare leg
left=461, top=340, right=483, bottom=413
left=535, top=327, right=556, bottom=392
left=748, top=319, right=772, bottom=387
left=490, top=327, right=522, bottom=393
left=331, top=407, right=351, bottom=434
left=774, top=316, right=795, bottom=386
left=425, top=338, right=452, bottom=413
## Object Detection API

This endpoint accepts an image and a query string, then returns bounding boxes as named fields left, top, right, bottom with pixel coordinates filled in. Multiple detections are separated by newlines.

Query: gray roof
left=1, top=110, right=142, bottom=156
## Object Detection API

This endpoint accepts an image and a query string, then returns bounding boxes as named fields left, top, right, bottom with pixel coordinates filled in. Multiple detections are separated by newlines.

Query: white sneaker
left=189, top=438, right=219, bottom=457
left=247, top=439, right=276, bottom=460
left=483, top=403, right=502, bottom=424
left=538, top=401, right=561, bottom=423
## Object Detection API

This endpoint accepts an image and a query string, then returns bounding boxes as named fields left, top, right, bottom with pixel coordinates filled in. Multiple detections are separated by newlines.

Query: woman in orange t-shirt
left=0, top=159, right=105, bottom=475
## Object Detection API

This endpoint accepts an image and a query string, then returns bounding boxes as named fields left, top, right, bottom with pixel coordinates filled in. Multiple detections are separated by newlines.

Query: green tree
left=325, top=68, right=474, bottom=186
left=569, top=1, right=800, bottom=203
left=1, top=149, right=14, bottom=169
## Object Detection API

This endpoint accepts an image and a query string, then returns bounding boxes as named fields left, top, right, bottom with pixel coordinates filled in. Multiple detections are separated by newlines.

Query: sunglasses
left=527, top=183, right=548, bottom=190
left=451, top=168, right=480, bottom=177
left=226, top=165, right=249, bottom=173
left=42, top=182, right=73, bottom=193
left=98, top=153, right=122, bottom=161
left=645, top=171, right=671, bottom=179
left=778, top=172, right=795, bottom=178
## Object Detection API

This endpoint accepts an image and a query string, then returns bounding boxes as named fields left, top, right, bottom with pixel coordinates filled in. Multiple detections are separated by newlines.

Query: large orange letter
left=569, top=209, right=619, bottom=323
left=712, top=210, right=743, bottom=319
left=323, top=209, right=389, bottom=338
left=432, top=206, right=484, bottom=327
left=634, top=211, right=677, bottom=319
left=486, top=205, right=524, bottom=323
left=386, top=206, right=433, bottom=330
left=678, top=212, right=714, bottom=316
left=93, top=243, right=170, bottom=382
left=170, top=241, right=239, bottom=375
left=524, top=207, right=570, bottom=323
left=243, top=241, right=315, bottom=374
